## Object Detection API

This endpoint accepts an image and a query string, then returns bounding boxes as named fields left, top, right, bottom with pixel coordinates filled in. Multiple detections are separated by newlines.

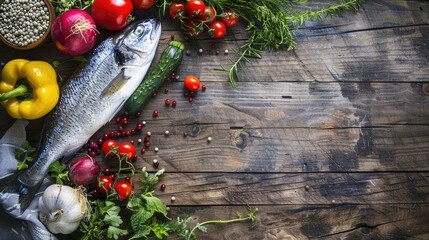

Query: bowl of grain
left=0, top=0, right=55, bottom=50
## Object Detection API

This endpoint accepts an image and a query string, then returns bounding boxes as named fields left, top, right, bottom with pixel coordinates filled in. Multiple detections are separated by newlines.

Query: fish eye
left=134, top=26, right=145, bottom=35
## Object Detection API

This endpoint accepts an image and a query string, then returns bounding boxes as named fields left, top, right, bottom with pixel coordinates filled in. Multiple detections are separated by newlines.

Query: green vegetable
left=48, top=161, right=70, bottom=184
left=124, top=40, right=185, bottom=115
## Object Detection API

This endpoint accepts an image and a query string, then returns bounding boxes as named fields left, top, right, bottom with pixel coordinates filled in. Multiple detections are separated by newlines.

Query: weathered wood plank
left=2, top=81, right=428, bottom=172
left=89, top=125, right=429, bottom=173
left=130, top=172, right=429, bottom=205
left=167, top=204, right=429, bottom=240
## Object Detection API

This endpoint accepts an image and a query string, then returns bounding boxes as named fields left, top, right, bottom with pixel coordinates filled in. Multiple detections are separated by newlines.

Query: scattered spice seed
left=152, top=92, right=157, bottom=97
left=147, top=131, right=151, bottom=136
left=198, top=48, right=203, bottom=54
left=140, top=148, right=146, bottom=154
left=305, top=185, right=310, bottom=191
left=165, top=130, right=170, bottom=135
left=207, top=137, right=212, bottom=142
left=138, top=138, right=142, bottom=144
left=170, top=35, right=175, bottom=40
left=224, top=49, right=229, bottom=54
left=153, top=159, right=159, bottom=168
left=154, top=147, right=159, bottom=152
left=188, top=97, right=193, bottom=102
left=142, top=121, right=146, bottom=125
left=170, top=196, right=176, bottom=202
left=145, top=142, right=151, bottom=148
left=165, top=99, right=171, bottom=105
left=186, top=49, right=191, bottom=55
left=153, top=110, right=158, bottom=117
left=331, top=199, right=336, bottom=204
left=175, top=75, right=180, bottom=80
left=183, top=132, right=188, bottom=137
left=160, top=184, right=166, bottom=191
left=172, top=101, right=177, bottom=107
left=202, top=85, right=207, bottom=91
left=115, top=116, right=122, bottom=123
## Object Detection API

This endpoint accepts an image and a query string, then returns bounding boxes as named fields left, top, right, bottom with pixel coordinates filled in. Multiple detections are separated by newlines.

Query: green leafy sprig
left=48, top=161, right=70, bottom=184
left=49, top=0, right=93, bottom=13
left=15, top=141, right=37, bottom=171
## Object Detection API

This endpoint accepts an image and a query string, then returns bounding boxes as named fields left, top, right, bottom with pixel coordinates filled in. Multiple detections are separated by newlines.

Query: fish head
left=114, top=18, right=161, bottom=59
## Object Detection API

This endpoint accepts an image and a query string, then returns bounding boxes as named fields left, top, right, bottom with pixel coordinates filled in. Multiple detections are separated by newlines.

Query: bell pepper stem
left=0, top=84, right=28, bottom=101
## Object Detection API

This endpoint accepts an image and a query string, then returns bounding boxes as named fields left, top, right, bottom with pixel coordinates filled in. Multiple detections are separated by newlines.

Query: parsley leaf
left=107, top=226, right=128, bottom=240
left=48, top=161, right=69, bottom=184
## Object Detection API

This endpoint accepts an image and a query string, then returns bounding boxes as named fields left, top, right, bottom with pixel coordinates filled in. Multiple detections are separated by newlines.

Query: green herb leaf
left=130, top=210, right=154, bottom=231
left=142, top=192, right=168, bottom=216
left=107, top=226, right=128, bottom=240
left=48, top=161, right=69, bottom=184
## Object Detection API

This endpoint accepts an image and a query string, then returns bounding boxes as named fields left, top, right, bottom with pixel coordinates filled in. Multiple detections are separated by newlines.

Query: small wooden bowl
left=0, top=0, right=55, bottom=50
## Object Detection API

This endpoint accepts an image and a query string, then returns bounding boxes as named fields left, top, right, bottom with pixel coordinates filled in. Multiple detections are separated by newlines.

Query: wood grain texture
left=0, top=1, right=429, bottom=239
left=132, top=172, right=429, bottom=205
left=167, top=204, right=429, bottom=240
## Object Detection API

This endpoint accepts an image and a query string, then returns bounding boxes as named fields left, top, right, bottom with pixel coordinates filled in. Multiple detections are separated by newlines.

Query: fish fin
left=100, top=69, right=130, bottom=98
left=0, top=172, right=41, bottom=213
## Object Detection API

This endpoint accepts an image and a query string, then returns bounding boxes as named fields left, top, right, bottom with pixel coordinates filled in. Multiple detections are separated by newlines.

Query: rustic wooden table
left=1, top=0, right=429, bottom=239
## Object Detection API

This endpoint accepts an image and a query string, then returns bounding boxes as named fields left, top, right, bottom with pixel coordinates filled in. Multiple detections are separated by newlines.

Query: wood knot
left=188, top=123, right=201, bottom=137
left=230, top=131, right=250, bottom=151
left=422, top=83, right=429, bottom=96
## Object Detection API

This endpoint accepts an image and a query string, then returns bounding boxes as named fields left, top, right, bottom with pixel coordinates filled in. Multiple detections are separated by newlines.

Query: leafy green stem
left=186, top=207, right=259, bottom=240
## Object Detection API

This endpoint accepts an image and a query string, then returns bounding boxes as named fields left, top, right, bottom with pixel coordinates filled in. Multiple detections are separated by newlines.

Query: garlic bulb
left=38, top=184, right=87, bottom=234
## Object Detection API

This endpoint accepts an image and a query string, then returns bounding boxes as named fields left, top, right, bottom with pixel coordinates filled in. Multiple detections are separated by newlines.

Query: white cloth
left=0, top=120, right=57, bottom=240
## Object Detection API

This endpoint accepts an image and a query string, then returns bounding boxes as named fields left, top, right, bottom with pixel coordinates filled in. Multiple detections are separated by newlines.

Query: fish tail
left=0, top=172, right=41, bottom=212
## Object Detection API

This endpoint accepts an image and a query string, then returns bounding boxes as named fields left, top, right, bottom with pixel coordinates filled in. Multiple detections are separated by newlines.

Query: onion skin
left=51, top=9, right=98, bottom=56
left=69, top=155, right=101, bottom=185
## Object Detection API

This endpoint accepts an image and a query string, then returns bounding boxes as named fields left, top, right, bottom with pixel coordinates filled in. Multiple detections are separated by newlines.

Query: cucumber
left=124, top=40, right=185, bottom=114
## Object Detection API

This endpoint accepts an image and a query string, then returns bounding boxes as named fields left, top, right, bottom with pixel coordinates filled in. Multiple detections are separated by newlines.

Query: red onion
left=69, top=155, right=101, bottom=185
left=51, top=9, right=99, bottom=56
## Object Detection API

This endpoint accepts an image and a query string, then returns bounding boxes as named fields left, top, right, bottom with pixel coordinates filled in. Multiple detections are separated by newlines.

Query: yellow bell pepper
left=0, top=59, right=59, bottom=120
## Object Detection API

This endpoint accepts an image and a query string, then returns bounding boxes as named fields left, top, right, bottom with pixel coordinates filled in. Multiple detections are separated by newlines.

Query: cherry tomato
left=186, top=0, right=205, bottom=18
left=184, top=75, right=201, bottom=92
left=91, top=0, right=133, bottom=31
left=102, top=139, right=118, bottom=158
left=183, top=19, right=202, bottom=37
left=168, top=0, right=186, bottom=19
left=199, top=6, right=216, bottom=23
left=210, top=21, right=226, bottom=39
left=115, top=180, right=133, bottom=200
left=131, top=0, right=155, bottom=9
left=220, top=9, right=239, bottom=28
left=96, top=175, right=113, bottom=194
left=118, top=142, right=136, bottom=160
